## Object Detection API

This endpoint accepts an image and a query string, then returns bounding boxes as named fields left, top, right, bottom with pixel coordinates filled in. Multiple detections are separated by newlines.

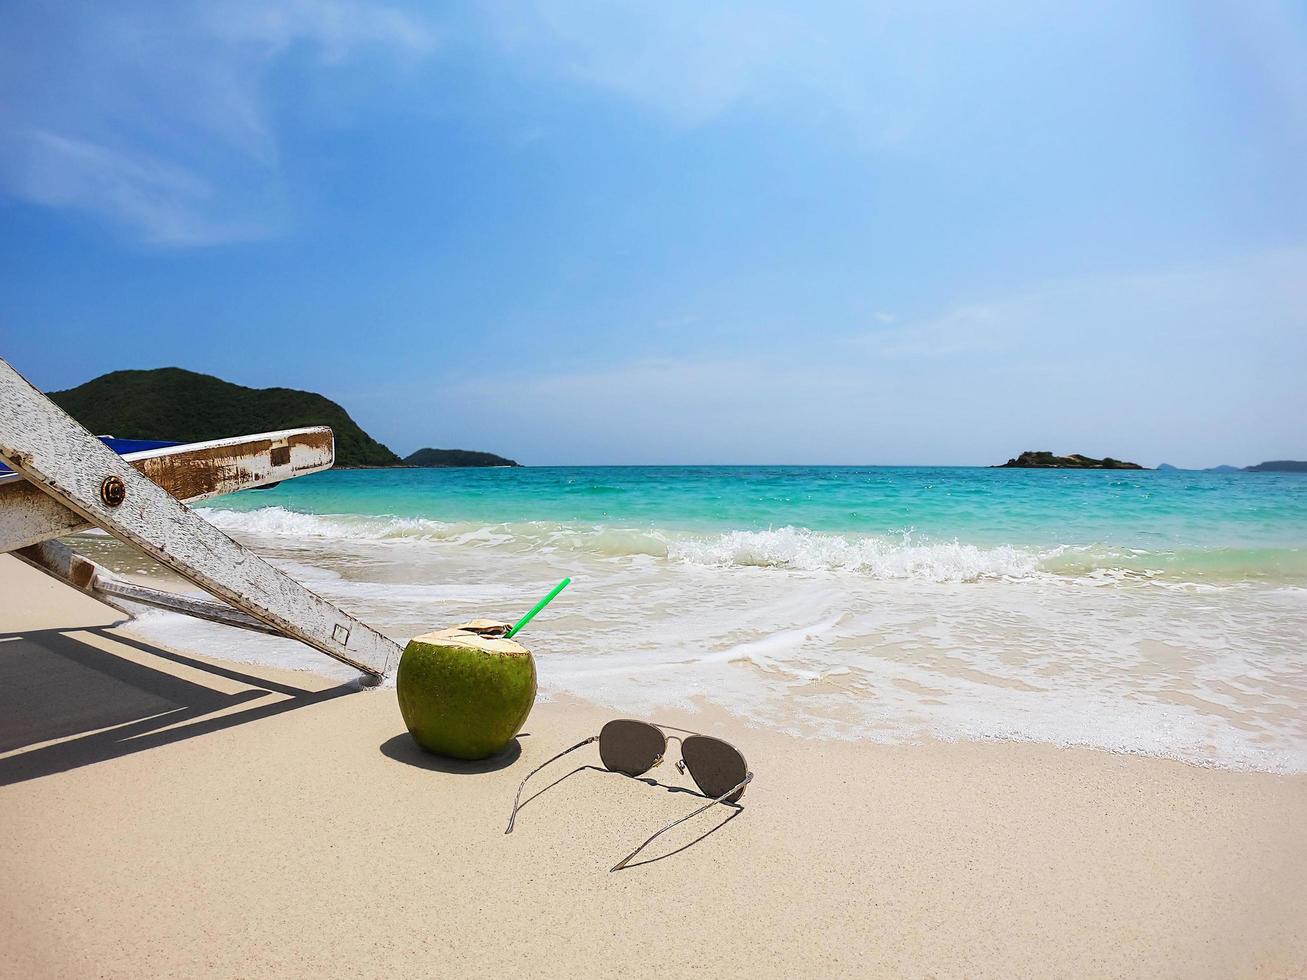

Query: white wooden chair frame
left=0, top=357, right=399, bottom=684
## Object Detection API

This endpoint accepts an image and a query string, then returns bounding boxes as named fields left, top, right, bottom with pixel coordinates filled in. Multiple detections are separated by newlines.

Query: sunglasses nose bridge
left=659, top=734, right=687, bottom=773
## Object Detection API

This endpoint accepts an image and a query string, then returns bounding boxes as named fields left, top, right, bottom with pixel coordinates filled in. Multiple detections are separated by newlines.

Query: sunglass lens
left=681, top=735, right=748, bottom=802
left=599, top=720, right=665, bottom=776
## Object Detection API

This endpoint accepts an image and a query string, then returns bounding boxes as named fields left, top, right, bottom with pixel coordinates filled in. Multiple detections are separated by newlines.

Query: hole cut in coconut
left=453, top=619, right=511, bottom=638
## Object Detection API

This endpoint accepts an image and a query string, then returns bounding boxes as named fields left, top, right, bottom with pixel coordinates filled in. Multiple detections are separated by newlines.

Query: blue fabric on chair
left=0, top=436, right=179, bottom=473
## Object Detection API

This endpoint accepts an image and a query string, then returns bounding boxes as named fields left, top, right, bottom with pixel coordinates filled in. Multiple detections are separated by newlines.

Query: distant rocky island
left=997, top=451, right=1144, bottom=469
left=49, top=368, right=517, bottom=469
left=403, top=448, right=519, bottom=468
left=1157, top=461, right=1307, bottom=473
left=1244, top=460, right=1307, bottom=473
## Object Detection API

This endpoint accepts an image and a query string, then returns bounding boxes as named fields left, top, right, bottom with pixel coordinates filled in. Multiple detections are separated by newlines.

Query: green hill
left=403, top=448, right=520, bottom=468
left=48, top=368, right=400, bottom=467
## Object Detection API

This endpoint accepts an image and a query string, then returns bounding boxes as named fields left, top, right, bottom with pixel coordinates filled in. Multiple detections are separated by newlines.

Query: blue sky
left=1, top=2, right=1304, bottom=466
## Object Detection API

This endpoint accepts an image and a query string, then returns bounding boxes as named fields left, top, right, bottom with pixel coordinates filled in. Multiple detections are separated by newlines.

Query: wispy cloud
left=201, top=1, right=434, bottom=61
left=859, top=303, right=1007, bottom=359
left=0, top=0, right=435, bottom=245
left=477, top=0, right=1307, bottom=174
left=1, top=130, right=246, bottom=247
left=482, top=1, right=937, bottom=143
left=1206, top=1, right=1307, bottom=147
left=425, top=250, right=1307, bottom=465
left=856, top=250, right=1307, bottom=363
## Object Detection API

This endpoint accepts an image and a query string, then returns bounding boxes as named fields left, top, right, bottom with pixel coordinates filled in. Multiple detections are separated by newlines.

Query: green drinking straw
left=505, top=577, right=571, bottom=639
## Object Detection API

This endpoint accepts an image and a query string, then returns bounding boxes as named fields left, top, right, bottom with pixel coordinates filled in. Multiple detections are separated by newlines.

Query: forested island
left=403, top=448, right=519, bottom=468
left=49, top=368, right=517, bottom=468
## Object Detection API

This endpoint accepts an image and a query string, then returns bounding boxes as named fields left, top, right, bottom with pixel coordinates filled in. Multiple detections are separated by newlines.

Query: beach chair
left=0, top=356, right=399, bottom=685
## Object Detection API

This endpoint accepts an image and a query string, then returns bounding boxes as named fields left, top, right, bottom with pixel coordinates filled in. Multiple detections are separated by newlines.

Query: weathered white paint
left=0, top=357, right=399, bottom=680
left=96, top=577, right=285, bottom=635
left=0, top=428, right=335, bottom=552
left=13, top=538, right=136, bottom=619
left=15, top=539, right=283, bottom=636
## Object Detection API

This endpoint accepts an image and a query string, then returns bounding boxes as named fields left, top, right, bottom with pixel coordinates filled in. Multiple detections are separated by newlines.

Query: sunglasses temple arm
left=505, top=736, right=600, bottom=834
left=609, top=771, right=754, bottom=872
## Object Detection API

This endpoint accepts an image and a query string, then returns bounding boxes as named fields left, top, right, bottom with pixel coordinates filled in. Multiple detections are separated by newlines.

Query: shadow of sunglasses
left=505, top=718, right=754, bottom=870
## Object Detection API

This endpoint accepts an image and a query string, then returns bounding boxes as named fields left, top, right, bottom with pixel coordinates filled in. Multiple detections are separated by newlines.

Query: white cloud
left=0, top=0, right=435, bottom=245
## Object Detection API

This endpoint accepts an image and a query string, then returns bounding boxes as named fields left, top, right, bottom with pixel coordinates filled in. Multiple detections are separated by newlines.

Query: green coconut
left=396, top=620, right=536, bottom=760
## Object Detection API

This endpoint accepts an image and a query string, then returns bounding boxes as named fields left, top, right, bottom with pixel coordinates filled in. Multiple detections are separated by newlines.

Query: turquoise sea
left=113, top=466, right=1307, bottom=772
left=203, top=466, right=1307, bottom=584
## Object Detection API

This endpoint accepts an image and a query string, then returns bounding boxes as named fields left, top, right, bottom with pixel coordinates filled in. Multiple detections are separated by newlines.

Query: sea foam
left=201, top=507, right=1043, bottom=582
left=665, top=526, right=1041, bottom=581
left=110, top=501, right=1307, bottom=775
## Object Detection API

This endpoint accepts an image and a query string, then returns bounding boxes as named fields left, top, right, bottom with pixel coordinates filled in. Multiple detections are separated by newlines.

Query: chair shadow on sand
left=0, top=624, right=358, bottom=787
left=507, top=763, right=744, bottom=870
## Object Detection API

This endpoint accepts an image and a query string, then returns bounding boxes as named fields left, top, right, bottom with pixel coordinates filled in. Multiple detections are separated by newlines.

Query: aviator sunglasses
left=505, top=719, right=754, bottom=871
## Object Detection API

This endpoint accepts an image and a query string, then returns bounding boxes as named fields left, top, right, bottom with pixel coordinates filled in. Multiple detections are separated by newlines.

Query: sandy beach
left=2, top=555, right=1305, bottom=978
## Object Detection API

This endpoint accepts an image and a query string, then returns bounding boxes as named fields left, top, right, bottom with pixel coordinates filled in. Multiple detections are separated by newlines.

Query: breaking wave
left=201, top=506, right=1044, bottom=582
left=198, top=505, right=1307, bottom=586
left=664, top=526, right=1041, bottom=580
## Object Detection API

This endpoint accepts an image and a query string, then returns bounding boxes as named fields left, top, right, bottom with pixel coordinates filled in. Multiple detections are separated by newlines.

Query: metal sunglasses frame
left=505, top=719, right=754, bottom=871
